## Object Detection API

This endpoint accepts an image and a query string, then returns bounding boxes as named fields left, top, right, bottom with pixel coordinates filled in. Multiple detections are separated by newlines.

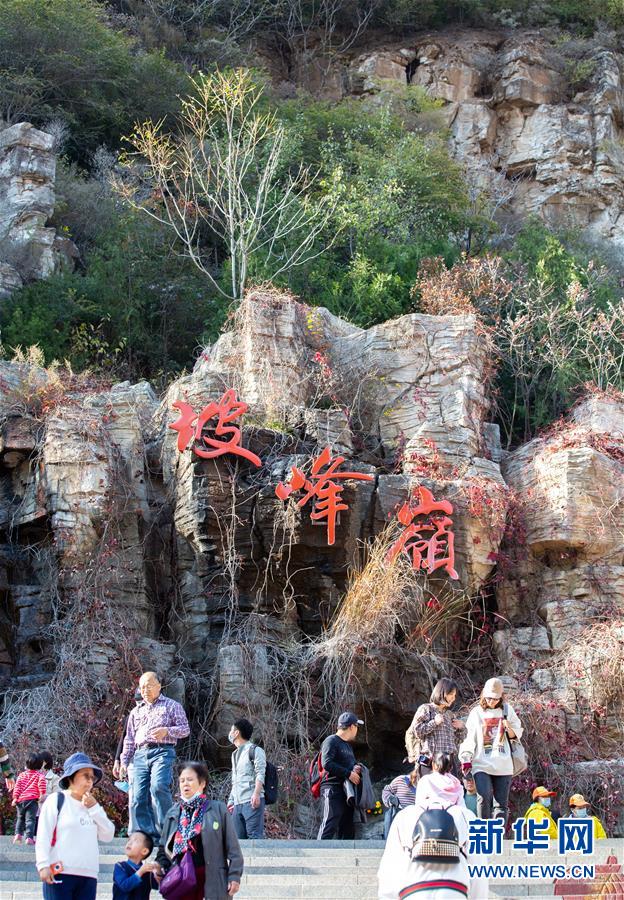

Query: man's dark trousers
left=317, top=784, right=354, bottom=839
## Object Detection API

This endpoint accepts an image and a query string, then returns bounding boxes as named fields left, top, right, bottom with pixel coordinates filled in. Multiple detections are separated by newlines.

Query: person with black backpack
left=226, top=718, right=267, bottom=839
left=377, top=805, right=487, bottom=895
left=377, top=752, right=488, bottom=899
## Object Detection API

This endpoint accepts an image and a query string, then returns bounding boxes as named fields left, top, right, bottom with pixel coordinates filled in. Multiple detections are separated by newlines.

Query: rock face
left=0, top=123, right=76, bottom=298
left=0, top=291, right=506, bottom=774
left=284, top=30, right=624, bottom=250
left=0, top=367, right=175, bottom=694
left=0, top=290, right=622, bottom=829
left=495, top=396, right=624, bottom=756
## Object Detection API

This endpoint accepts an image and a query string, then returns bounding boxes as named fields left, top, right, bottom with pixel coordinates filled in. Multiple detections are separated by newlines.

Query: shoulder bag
left=160, top=799, right=210, bottom=900
left=159, top=847, right=196, bottom=900
left=503, top=702, right=528, bottom=776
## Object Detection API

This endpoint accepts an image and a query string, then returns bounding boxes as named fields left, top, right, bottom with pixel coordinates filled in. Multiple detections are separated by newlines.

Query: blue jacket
left=112, top=860, right=152, bottom=900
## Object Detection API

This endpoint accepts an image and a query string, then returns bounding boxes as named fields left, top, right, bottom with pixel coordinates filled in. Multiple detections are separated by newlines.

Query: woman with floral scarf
left=156, top=762, right=243, bottom=899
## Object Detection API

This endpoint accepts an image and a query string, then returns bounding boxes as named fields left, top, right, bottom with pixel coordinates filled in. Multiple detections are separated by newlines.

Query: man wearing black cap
left=317, top=711, right=363, bottom=840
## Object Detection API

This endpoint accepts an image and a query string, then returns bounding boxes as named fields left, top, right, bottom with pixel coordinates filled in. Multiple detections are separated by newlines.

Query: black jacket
left=321, top=734, right=356, bottom=786
left=156, top=799, right=244, bottom=900
left=344, top=763, right=375, bottom=824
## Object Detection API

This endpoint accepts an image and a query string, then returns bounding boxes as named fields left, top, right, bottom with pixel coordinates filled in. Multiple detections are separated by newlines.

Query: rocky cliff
left=3, top=29, right=623, bottom=304
left=0, top=123, right=76, bottom=299
left=0, top=288, right=621, bottom=829
left=269, top=28, right=624, bottom=251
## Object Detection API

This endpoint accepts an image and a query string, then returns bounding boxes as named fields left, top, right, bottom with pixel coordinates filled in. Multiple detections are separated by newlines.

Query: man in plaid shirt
left=120, top=671, right=190, bottom=840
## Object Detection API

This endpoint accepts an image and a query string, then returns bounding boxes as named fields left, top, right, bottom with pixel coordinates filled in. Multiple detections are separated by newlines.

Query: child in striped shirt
left=12, top=753, right=46, bottom=844
left=381, top=769, right=418, bottom=839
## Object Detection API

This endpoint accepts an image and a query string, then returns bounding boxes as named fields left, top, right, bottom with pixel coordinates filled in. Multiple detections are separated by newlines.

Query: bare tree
left=462, top=154, right=522, bottom=255
left=275, top=0, right=380, bottom=58
left=118, top=69, right=336, bottom=301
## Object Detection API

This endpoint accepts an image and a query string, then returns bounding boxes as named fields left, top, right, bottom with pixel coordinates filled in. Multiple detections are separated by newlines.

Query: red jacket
left=13, top=769, right=46, bottom=803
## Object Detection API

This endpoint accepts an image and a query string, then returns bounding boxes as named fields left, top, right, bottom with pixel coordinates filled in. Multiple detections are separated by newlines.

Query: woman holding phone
left=36, top=752, right=115, bottom=899
left=407, top=677, right=465, bottom=777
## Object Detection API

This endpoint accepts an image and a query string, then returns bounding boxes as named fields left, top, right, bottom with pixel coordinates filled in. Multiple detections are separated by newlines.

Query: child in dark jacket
left=113, top=831, right=160, bottom=900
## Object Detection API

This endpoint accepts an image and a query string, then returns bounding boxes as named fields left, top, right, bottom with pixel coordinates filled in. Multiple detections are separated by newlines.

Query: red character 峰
left=387, top=486, right=458, bottom=579
left=169, top=389, right=261, bottom=467
left=275, top=446, right=374, bottom=546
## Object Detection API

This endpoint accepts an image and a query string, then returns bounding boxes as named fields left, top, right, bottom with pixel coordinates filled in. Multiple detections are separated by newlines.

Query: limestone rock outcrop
left=0, top=291, right=508, bottom=770
left=0, top=370, right=168, bottom=688
left=155, top=291, right=510, bottom=765
left=284, top=30, right=624, bottom=249
left=0, top=123, right=76, bottom=298
left=494, top=395, right=624, bottom=755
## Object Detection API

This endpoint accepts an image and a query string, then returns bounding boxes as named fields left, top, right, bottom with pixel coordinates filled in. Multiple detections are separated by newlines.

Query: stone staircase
left=0, top=837, right=622, bottom=899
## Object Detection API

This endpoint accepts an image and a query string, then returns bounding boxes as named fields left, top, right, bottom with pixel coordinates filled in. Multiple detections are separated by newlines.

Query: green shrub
left=510, top=219, right=620, bottom=309
left=499, top=222, right=623, bottom=441
left=0, top=215, right=226, bottom=379
left=273, top=99, right=470, bottom=325
left=0, top=0, right=187, bottom=159
left=50, top=158, right=119, bottom=255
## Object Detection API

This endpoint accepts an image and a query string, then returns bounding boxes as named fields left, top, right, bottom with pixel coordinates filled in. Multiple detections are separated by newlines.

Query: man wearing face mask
left=227, top=718, right=267, bottom=839
left=524, top=785, right=558, bottom=839
left=569, top=794, right=607, bottom=839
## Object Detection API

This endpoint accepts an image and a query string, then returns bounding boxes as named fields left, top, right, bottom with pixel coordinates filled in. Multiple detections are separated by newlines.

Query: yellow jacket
left=524, top=802, right=558, bottom=839
left=591, top=815, right=607, bottom=839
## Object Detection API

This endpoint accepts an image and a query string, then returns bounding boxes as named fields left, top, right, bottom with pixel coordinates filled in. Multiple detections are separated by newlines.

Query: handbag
left=159, top=846, right=196, bottom=900
left=503, top=703, right=528, bottom=776
left=159, top=848, right=196, bottom=900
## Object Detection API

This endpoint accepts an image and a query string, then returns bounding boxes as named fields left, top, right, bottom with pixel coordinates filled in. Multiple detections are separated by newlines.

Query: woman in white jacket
left=458, top=678, right=522, bottom=826
left=36, top=752, right=115, bottom=899
left=377, top=753, right=488, bottom=900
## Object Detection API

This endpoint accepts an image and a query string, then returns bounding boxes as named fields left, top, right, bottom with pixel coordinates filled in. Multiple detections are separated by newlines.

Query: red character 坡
left=169, top=389, right=261, bottom=467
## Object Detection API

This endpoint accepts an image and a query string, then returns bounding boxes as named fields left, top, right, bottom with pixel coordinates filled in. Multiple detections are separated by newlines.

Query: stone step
left=0, top=889, right=379, bottom=900
left=0, top=869, right=381, bottom=883
left=0, top=836, right=616, bottom=900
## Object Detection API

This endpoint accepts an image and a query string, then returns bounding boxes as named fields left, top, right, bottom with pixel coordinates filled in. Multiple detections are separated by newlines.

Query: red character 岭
left=387, top=486, right=458, bottom=579
left=169, top=389, right=261, bottom=467
left=275, top=446, right=374, bottom=546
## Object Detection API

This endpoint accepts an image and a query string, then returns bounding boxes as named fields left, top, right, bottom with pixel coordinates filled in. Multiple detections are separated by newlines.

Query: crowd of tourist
left=0, top=670, right=611, bottom=900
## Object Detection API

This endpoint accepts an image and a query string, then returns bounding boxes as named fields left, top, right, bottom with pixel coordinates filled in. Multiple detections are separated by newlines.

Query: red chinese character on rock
left=275, top=446, right=374, bottom=546
left=169, top=389, right=261, bottom=467
left=387, top=486, right=458, bottom=580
